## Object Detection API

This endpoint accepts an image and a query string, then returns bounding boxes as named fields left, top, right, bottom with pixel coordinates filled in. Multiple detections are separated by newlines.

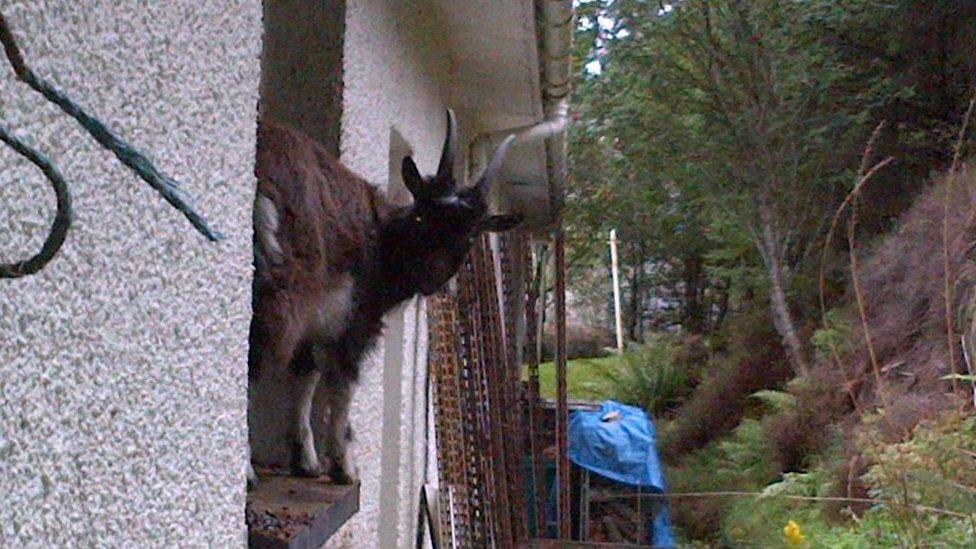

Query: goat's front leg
left=246, top=384, right=257, bottom=487
left=247, top=372, right=258, bottom=489
left=322, top=378, right=358, bottom=484
left=290, top=369, right=324, bottom=477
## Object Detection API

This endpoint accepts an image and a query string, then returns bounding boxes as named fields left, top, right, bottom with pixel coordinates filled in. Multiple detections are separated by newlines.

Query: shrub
left=668, top=397, right=783, bottom=542
left=763, top=375, right=853, bottom=473
left=588, top=336, right=688, bottom=416
left=858, top=412, right=976, bottom=546
left=667, top=444, right=734, bottom=542
left=661, top=307, right=791, bottom=460
left=825, top=171, right=976, bottom=412
left=714, top=413, right=976, bottom=547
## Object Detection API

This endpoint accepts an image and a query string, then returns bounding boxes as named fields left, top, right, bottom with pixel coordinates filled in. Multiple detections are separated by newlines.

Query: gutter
left=497, top=0, right=573, bottom=147
left=483, top=0, right=574, bottom=365
left=473, top=0, right=574, bottom=226
left=539, top=0, right=574, bottom=224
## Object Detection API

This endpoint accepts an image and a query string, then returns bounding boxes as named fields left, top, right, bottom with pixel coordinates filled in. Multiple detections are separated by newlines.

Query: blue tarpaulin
left=568, top=400, right=677, bottom=548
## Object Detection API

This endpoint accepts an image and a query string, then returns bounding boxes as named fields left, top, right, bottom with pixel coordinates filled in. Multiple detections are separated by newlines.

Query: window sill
left=247, top=474, right=360, bottom=548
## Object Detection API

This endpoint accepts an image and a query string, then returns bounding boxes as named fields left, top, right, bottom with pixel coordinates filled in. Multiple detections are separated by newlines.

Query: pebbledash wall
left=0, top=0, right=261, bottom=546
left=2, top=0, right=454, bottom=547
left=0, top=0, right=458, bottom=548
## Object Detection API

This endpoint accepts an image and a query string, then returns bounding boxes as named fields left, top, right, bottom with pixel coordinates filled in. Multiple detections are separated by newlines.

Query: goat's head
left=386, top=109, right=522, bottom=295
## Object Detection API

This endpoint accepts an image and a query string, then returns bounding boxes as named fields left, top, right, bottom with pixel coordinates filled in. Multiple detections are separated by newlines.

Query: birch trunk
left=758, top=200, right=810, bottom=376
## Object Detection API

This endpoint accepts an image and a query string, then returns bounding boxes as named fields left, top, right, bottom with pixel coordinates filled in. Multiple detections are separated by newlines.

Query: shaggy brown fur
left=249, top=121, right=390, bottom=383
left=247, top=112, right=520, bottom=481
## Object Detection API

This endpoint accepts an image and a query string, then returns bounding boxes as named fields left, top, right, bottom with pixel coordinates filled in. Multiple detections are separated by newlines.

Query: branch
left=819, top=121, right=889, bottom=322
left=816, top=121, right=894, bottom=412
left=941, top=91, right=976, bottom=405
left=0, top=10, right=223, bottom=242
left=848, top=157, right=893, bottom=412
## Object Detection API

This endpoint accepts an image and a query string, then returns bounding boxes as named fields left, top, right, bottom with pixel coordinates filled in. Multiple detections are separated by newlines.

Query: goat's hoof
left=327, top=460, right=358, bottom=485
left=293, top=461, right=324, bottom=478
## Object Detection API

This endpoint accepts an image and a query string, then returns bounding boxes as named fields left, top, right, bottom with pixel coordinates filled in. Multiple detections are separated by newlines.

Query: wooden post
left=609, top=229, right=624, bottom=353
left=554, top=229, right=571, bottom=540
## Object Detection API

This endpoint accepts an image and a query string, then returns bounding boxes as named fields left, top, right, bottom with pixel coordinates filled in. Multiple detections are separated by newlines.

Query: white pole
left=610, top=229, right=624, bottom=354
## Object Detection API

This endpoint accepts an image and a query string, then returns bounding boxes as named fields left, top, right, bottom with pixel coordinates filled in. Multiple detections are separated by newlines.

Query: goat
left=248, top=110, right=520, bottom=483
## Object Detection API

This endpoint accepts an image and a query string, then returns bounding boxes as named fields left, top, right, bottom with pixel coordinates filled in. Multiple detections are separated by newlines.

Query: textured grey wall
left=0, top=1, right=261, bottom=545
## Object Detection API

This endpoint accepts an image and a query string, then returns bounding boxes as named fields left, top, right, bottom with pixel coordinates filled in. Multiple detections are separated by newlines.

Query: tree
left=569, top=0, right=894, bottom=373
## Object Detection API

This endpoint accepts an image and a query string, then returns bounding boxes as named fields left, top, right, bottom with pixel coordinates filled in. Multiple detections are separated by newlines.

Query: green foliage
left=566, top=4, right=976, bottom=543
left=666, top=401, right=782, bottom=541
left=588, top=337, right=689, bottom=416
left=568, top=0, right=976, bottom=344
left=810, top=308, right=855, bottom=359
left=708, top=413, right=976, bottom=547
left=666, top=386, right=976, bottom=546
left=567, top=0, right=906, bottom=339
left=751, top=389, right=799, bottom=414
left=721, top=466, right=837, bottom=547
left=858, top=413, right=976, bottom=546
left=717, top=418, right=777, bottom=488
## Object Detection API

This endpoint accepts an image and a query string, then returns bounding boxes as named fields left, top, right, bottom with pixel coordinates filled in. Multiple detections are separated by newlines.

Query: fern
left=750, top=389, right=798, bottom=413
left=589, top=338, right=689, bottom=416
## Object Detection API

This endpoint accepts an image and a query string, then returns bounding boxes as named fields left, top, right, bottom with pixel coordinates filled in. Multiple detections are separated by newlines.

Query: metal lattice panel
left=428, top=235, right=532, bottom=548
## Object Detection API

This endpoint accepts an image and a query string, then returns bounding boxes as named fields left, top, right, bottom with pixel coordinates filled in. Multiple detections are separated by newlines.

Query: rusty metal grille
left=428, top=234, right=531, bottom=548
left=495, top=232, right=530, bottom=539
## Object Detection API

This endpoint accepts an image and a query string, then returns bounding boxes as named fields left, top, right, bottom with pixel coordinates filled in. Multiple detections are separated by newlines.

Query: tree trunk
left=626, top=245, right=645, bottom=341
left=757, top=202, right=810, bottom=376
left=713, top=283, right=730, bottom=330
left=682, top=252, right=706, bottom=334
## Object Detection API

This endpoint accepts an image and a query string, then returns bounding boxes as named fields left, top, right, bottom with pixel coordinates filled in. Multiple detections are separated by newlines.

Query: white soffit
left=438, top=0, right=543, bottom=131
left=435, top=0, right=549, bottom=215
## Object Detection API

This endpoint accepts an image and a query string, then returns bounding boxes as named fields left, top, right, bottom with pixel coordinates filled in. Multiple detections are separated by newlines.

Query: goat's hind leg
left=322, top=375, right=358, bottom=484
left=289, top=344, right=324, bottom=477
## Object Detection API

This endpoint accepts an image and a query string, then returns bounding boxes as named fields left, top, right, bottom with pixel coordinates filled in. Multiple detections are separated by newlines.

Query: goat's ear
left=483, top=213, right=522, bottom=233
left=402, top=156, right=426, bottom=199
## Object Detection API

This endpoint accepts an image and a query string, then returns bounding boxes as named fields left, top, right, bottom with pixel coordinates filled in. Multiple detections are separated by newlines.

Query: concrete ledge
left=521, top=541, right=645, bottom=548
left=521, top=541, right=648, bottom=548
left=247, top=475, right=360, bottom=548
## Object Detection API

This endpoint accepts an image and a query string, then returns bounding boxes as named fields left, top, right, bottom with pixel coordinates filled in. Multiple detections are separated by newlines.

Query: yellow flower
left=783, top=519, right=804, bottom=546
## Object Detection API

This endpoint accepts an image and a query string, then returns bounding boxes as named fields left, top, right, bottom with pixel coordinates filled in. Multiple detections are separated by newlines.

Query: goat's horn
left=476, top=134, right=515, bottom=195
left=436, top=109, right=458, bottom=183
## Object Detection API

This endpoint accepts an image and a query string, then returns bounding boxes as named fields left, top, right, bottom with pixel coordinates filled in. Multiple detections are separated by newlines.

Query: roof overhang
left=435, top=0, right=573, bottom=231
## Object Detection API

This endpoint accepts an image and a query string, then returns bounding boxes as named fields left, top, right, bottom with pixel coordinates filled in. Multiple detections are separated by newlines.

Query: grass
left=526, top=355, right=621, bottom=401
left=527, top=339, right=687, bottom=411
